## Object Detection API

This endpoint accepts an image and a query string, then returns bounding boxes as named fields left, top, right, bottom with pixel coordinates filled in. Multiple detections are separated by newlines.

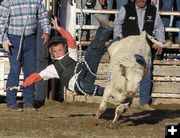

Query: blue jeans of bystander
left=6, top=34, right=36, bottom=108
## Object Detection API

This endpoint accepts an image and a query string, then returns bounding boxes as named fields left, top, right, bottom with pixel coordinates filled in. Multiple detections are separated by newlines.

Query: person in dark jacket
left=113, top=0, right=165, bottom=110
left=0, top=0, right=51, bottom=111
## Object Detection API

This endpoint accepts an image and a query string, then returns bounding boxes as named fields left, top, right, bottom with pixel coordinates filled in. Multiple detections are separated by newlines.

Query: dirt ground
left=0, top=98, right=180, bottom=138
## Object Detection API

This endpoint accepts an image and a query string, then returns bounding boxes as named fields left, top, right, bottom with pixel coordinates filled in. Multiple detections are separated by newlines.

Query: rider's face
left=52, top=44, right=65, bottom=58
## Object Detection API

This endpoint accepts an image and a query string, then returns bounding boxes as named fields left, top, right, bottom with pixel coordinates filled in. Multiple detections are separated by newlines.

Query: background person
left=0, top=0, right=51, bottom=110
left=113, top=0, right=165, bottom=110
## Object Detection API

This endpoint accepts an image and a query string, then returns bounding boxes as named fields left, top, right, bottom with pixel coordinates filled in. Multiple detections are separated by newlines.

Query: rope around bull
left=74, top=0, right=97, bottom=97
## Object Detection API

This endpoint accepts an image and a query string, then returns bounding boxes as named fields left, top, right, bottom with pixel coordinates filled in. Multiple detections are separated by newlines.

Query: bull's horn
left=146, top=34, right=172, bottom=48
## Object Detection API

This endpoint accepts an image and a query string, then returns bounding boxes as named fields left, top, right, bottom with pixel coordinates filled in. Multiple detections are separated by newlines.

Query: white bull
left=94, top=31, right=171, bottom=124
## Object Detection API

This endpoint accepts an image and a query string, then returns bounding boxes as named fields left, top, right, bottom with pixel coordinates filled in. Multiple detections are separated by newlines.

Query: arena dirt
left=0, top=99, right=180, bottom=138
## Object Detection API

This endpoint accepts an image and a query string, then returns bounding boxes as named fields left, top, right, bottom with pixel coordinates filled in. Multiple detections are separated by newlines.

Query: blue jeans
left=160, top=0, right=180, bottom=41
left=176, top=0, right=180, bottom=43
left=6, top=34, right=36, bottom=108
left=107, top=0, right=128, bottom=9
left=160, top=0, right=174, bottom=27
left=116, top=0, right=128, bottom=9
left=139, top=67, right=152, bottom=105
left=75, top=26, right=112, bottom=95
left=35, top=23, right=48, bottom=101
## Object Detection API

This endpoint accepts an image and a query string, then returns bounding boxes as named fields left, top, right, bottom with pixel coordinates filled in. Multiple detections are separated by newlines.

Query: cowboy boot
left=94, top=14, right=114, bottom=29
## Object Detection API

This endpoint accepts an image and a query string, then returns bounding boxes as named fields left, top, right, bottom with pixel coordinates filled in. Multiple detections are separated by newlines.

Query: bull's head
left=119, top=56, right=145, bottom=97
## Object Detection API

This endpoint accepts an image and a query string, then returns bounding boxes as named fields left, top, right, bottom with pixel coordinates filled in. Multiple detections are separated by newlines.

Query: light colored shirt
left=0, top=0, right=51, bottom=44
left=114, top=4, right=165, bottom=43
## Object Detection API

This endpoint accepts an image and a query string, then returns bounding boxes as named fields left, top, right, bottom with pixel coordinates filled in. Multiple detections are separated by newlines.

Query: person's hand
left=152, top=44, right=162, bottom=55
left=2, top=41, right=12, bottom=52
left=51, top=17, right=61, bottom=31
left=151, top=0, right=157, bottom=5
left=22, top=73, right=42, bottom=88
left=41, top=33, right=50, bottom=45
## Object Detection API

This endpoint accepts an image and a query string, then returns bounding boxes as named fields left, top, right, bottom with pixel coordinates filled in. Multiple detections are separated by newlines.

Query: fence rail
left=76, top=8, right=180, bottom=16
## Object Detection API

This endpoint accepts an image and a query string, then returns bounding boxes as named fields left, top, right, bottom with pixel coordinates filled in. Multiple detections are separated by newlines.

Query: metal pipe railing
left=76, top=25, right=180, bottom=32
left=76, top=8, right=180, bottom=16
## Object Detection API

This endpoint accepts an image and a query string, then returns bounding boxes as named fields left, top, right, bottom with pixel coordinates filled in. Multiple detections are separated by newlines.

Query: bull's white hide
left=95, top=32, right=153, bottom=124
left=108, top=31, right=151, bottom=68
left=106, top=32, right=151, bottom=104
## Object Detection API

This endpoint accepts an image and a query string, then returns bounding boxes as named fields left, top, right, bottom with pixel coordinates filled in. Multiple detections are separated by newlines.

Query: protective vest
left=53, top=54, right=78, bottom=89
left=122, top=3, right=156, bottom=37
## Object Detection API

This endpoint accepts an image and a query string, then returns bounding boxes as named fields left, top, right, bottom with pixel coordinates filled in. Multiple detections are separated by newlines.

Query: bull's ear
left=119, top=64, right=126, bottom=76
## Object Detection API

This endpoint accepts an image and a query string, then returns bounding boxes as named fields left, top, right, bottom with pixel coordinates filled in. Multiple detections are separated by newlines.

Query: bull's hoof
left=107, top=121, right=120, bottom=129
left=88, top=116, right=99, bottom=126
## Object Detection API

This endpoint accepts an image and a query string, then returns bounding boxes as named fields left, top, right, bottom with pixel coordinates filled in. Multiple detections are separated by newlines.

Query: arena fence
left=0, top=1, right=180, bottom=105
left=64, top=0, right=180, bottom=105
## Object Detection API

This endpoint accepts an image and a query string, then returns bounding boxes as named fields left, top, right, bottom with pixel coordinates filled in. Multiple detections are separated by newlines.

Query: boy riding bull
left=21, top=15, right=113, bottom=99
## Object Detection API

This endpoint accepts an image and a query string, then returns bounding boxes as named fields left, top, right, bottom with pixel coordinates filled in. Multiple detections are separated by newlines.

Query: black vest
left=122, top=3, right=156, bottom=37
left=53, top=54, right=78, bottom=89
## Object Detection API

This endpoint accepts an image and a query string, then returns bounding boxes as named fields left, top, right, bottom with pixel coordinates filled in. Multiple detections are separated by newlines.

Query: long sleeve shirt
left=0, top=0, right=51, bottom=44
left=114, top=5, right=165, bottom=43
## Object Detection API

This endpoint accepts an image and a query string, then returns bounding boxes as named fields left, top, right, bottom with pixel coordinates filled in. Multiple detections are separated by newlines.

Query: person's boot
left=94, top=14, right=114, bottom=29
left=33, top=100, right=45, bottom=109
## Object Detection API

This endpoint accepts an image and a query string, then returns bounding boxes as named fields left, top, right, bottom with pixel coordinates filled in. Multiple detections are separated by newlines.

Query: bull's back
left=108, top=33, right=151, bottom=64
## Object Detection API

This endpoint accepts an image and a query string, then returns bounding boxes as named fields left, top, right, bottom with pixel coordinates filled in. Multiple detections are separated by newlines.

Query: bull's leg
left=94, top=87, right=111, bottom=124
left=95, top=96, right=109, bottom=120
left=112, top=103, right=129, bottom=123
left=90, top=98, right=108, bottom=126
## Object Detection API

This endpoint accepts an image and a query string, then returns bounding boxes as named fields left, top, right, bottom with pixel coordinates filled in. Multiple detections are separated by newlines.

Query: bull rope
left=74, top=0, right=97, bottom=97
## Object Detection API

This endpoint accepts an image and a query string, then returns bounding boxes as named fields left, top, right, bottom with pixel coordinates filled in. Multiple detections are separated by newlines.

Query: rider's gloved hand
left=22, top=73, right=42, bottom=88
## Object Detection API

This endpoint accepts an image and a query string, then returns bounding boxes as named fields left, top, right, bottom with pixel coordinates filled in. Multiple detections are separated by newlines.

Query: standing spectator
left=0, top=0, right=51, bottom=110
left=114, top=0, right=165, bottom=110
left=160, top=0, right=180, bottom=44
